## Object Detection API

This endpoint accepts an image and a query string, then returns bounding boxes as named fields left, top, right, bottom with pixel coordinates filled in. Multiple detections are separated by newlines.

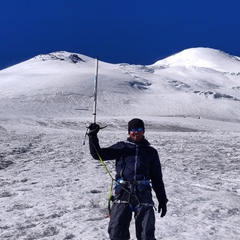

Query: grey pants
left=108, top=203, right=156, bottom=240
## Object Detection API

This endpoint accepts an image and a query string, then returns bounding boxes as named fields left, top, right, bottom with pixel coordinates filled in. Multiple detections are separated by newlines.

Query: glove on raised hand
left=88, top=123, right=100, bottom=136
left=158, top=203, right=167, bottom=218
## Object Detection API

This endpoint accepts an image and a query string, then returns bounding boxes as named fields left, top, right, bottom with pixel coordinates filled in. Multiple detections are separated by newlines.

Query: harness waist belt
left=114, top=200, right=154, bottom=207
left=116, top=179, right=150, bottom=186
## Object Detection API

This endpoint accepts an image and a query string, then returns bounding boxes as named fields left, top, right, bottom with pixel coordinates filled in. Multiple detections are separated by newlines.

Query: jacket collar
left=127, top=136, right=150, bottom=146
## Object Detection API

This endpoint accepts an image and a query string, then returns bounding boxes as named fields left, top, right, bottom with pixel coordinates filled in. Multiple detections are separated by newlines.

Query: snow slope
left=0, top=48, right=240, bottom=240
left=0, top=48, right=240, bottom=121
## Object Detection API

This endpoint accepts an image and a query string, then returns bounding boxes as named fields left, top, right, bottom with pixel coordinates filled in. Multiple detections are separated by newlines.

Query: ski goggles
left=130, top=127, right=143, bottom=133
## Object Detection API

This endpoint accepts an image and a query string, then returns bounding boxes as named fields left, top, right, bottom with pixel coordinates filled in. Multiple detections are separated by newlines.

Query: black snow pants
left=108, top=202, right=156, bottom=240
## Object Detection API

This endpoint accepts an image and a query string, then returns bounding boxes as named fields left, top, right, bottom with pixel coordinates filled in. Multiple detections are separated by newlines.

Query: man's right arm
left=89, top=135, right=127, bottom=161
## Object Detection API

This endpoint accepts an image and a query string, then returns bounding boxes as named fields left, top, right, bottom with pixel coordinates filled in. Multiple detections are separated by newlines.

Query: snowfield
left=0, top=47, right=240, bottom=240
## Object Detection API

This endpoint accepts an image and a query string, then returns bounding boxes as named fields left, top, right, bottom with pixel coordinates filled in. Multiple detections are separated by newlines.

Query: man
left=88, top=118, right=168, bottom=240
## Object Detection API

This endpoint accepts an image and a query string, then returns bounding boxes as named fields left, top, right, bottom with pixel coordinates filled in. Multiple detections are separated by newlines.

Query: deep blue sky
left=1, top=0, right=240, bottom=70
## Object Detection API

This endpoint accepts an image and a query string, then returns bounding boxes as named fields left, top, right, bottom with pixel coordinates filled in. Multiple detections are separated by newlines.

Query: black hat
left=128, top=118, right=145, bottom=133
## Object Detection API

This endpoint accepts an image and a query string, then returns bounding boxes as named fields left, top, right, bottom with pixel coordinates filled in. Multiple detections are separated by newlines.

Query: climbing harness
left=114, top=178, right=154, bottom=212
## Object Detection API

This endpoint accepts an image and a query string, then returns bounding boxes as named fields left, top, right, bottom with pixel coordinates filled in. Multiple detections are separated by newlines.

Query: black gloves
left=87, top=123, right=100, bottom=136
left=158, top=203, right=167, bottom=218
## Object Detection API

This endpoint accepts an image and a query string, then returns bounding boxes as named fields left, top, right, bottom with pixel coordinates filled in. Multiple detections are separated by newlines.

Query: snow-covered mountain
left=1, top=48, right=240, bottom=240
left=0, top=47, right=240, bottom=122
left=154, top=47, right=240, bottom=72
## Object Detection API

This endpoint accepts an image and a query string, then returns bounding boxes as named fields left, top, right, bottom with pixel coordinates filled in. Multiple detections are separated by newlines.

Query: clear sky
left=1, top=0, right=240, bottom=70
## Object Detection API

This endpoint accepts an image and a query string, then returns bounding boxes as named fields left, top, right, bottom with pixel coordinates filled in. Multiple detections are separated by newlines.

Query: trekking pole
left=91, top=57, right=107, bottom=129
left=83, top=57, right=99, bottom=145
left=93, top=57, right=99, bottom=124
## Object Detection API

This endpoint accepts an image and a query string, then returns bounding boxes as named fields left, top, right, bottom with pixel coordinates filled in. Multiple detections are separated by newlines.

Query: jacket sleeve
left=150, top=148, right=168, bottom=205
left=89, top=135, right=129, bottom=160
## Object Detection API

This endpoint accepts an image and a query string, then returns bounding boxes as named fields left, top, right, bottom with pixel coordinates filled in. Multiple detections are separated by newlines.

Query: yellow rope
left=91, top=141, right=114, bottom=216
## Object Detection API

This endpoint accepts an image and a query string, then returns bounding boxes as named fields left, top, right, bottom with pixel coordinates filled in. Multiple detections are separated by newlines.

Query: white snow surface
left=0, top=48, right=240, bottom=240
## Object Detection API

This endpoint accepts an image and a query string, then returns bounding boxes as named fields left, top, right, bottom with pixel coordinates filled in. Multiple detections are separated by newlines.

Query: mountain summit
left=153, top=47, right=240, bottom=72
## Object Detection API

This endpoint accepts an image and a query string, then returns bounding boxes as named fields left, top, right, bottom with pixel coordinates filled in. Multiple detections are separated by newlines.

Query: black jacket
left=89, top=135, right=168, bottom=205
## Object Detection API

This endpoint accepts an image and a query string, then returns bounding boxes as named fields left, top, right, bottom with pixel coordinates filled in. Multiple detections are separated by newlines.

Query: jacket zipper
left=134, top=146, right=138, bottom=192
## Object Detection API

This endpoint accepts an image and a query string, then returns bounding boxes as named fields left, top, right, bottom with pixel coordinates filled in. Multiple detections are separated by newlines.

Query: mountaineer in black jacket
left=88, top=118, right=168, bottom=240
